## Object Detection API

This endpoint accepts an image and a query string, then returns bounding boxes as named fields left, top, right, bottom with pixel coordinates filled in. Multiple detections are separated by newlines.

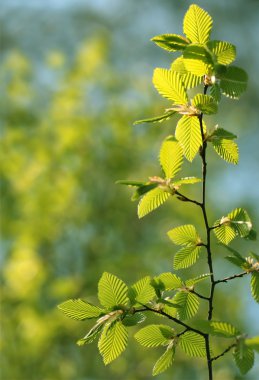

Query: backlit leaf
left=174, top=291, right=199, bottom=320
left=138, top=187, right=171, bottom=218
left=233, top=341, right=254, bottom=375
left=220, top=66, right=248, bottom=99
left=135, top=324, right=174, bottom=348
left=207, top=40, right=236, bottom=65
left=159, top=136, right=183, bottom=179
left=152, top=272, right=182, bottom=291
left=209, top=83, right=221, bottom=102
left=77, top=323, right=104, bottom=346
left=245, top=337, right=259, bottom=353
left=213, top=219, right=236, bottom=245
left=251, top=271, right=259, bottom=303
left=173, top=176, right=202, bottom=186
left=171, top=56, right=203, bottom=88
left=173, top=246, right=201, bottom=270
left=151, top=34, right=189, bottom=52
left=192, top=94, right=218, bottom=114
left=212, top=137, right=239, bottom=164
left=134, top=111, right=176, bottom=125
left=153, top=68, right=188, bottom=104
left=58, top=299, right=104, bottom=320
left=185, top=273, right=211, bottom=287
left=98, top=272, right=129, bottom=308
left=98, top=321, right=128, bottom=365
left=122, top=313, right=146, bottom=327
left=128, top=276, right=156, bottom=305
left=183, top=4, right=213, bottom=44
left=183, top=44, right=213, bottom=76
left=179, top=331, right=206, bottom=357
left=167, top=224, right=200, bottom=246
left=195, top=320, right=240, bottom=337
left=152, top=346, right=175, bottom=376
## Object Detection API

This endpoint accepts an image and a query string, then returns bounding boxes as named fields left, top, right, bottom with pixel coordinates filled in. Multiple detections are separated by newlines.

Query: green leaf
left=132, top=183, right=158, bottom=201
left=251, top=271, right=259, bottom=303
left=122, top=313, right=146, bottom=327
left=173, top=177, right=202, bottom=186
left=183, top=4, right=213, bottom=44
left=138, top=187, right=171, bottom=218
left=128, top=276, right=156, bottom=305
left=159, top=136, right=183, bottom=179
left=209, top=83, right=221, bottom=102
left=77, top=323, right=104, bottom=346
left=98, top=321, right=128, bottom=365
left=116, top=180, right=147, bottom=187
left=98, top=272, right=129, bottom=309
left=213, top=219, right=236, bottom=245
left=195, top=320, right=240, bottom=338
left=209, top=127, right=237, bottom=140
left=185, top=273, right=211, bottom=287
left=153, top=68, right=188, bottom=104
left=167, top=224, right=200, bottom=246
left=173, top=246, right=201, bottom=270
left=135, top=324, right=174, bottom=348
left=192, top=94, right=218, bottom=114
left=207, top=40, right=236, bottom=65
left=220, top=66, right=248, bottom=99
left=212, top=137, right=239, bottom=164
left=171, top=56, right=203, bottom=89
left=151, top=34, right=189, bottom=52
left=58, top=299, right=104, bottom=320
left=233, top=341, right=254, bottom=375
left=152, top=346, right=175, bottom=376
left=133, top=111, right=176, bottom=125
left=174, top=291, right=199, bottom=320
left=175, top=115, right=204, bottom=162
left=152, top=272, right=182, bottom=292
left=245, top=337, right=259, bottom=353
left=179, top=331, right=206, bottom=357
left=183, top=45, right=213, bottom=76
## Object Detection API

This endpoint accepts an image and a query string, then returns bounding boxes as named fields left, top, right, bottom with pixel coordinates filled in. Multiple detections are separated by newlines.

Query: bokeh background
left=1, top=0, right=259, bottom=379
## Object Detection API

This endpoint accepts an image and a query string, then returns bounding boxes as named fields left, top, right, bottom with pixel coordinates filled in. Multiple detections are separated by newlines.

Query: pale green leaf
left=185, top=273, right=211, bottom=287
left=152, top=272, right=182, bottom=291
left=174, top=291, right=199, bottom=320
left=212, top=137, right=239, bottom=164
left=173, top=246, right=201, bottom=270
left=98, top=272, right=129, bottom=308
left=171, top=56, right=203, bottom=88
left=173, top=176, right=202, bottom=186
left=233, top=341, right=254, bottom=375
left=77, top=323, right=103, bottom=346
left=207, top=40, right=236, bottom=65
left=209, top=83, right=221, bottom=102
left=213, top=219, right=236, bottom=245
left=138, top=187, right=171, bottom=218
left=132, top=183, right=158, bottom=201
left=134, top=111, right=176, bottom=125
left=192, top=94, right=218, bottom=115
left=245, top=337, right=259, bottom=353
left=228, top=208, right=252, bottom=238
left=167, top=224, right=200, bottom=246
left=159, top=136, right=183, bottom=179
left=153, top=68, right=188, bottom=104
left=152, top=346, right=175, bottom=376
left=98, top=321, right=128, bottom=365
left=220, top=66, right=248, bottom=99
left=135, top=324, right=174, bottom=348
left=128, top=276, right=156, bottom=305
left=183, top=4, right=213, bottom=44
left=122, top=313, right=146, bottom=327
left=58, top=299, right=104, bottom=320
left=183, top=44, right=213, bottom=76
left=151, top=34, right=189, bottom=52
left=251, top=271, right=259, bottom=303
left=195, top=320, right=240, bottom=337
left=175, top=115, right=204, bottom=162
left=179, top=331, right=206, bottom=357
left=209, top=127, right=237, bottom=140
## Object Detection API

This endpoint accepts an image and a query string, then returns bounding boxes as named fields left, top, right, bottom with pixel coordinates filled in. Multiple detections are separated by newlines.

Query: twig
left=214, top=272, right=248, bottom=285
left=210, top=343, right=236, bottom=362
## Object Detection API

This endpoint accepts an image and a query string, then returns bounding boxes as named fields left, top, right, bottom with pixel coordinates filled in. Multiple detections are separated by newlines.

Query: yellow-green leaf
left=98, top=272, right=129, bottom=308
left=207, top=40, right=236, bottom=65
left=173, top=246, right=201, bottom=270
left=183, top=4, right=213, bottom=44
left=138, top=187, right=171, bottom=218
left=167, top=224, right=200, bottom=246
left=153, top=68, right=188, bottom=104
left=98, top=321, right=128, bottom=365
left=152, top=346, right=175, bottom=376
left=159, top=136, right=183, bottom=179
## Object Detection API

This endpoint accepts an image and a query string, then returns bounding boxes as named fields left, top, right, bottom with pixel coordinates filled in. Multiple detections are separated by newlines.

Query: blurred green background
left=1, top=1, right=259, bottom=379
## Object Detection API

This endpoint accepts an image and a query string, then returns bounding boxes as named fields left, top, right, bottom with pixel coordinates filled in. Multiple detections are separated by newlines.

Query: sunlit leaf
left=134, top=111, right=176, bottom=125
left=207, top=40, right=236, bottom=65
left=159, top=136, right=183, bottom=179
left=122, top=313, right=146, bottom=326
left=245, top=337, right=259, bottom=353
left=213, top=220, right=236, bottom=245
left=128, top=276, right=156, bottom=305
left=179, top=331, right=206, bottom=357
left=132, top=183, right=158, bottom=201
left=77, top=323, right=104, bottom=346
left=152, top=346, right=175, bottom=376
left=251, top=271, right=259, bottom=303
left=174, top=291, right=199, bottom=320
left=171, top=56, right=203, bottom=88
left=233, top=341, right=254, bottom=375
left=185, top=273, right=211, bottom=287
left=153, top=68, right=188, bottom=104
left=220, top=66, right=248, bottom=99
left=98, top=272, right=129, bottom=308
left=152, top=272, right=182, bottom=291
left=175, top=115, right=204, bottom=162
left=183, top=4, right=213, bottom=44
left=98, top=321, right=128, bottom=365
left=135, top=324, right=174, bottom=347
left=195, top=320, right=240, bottom=337
left=173, top=177, right=202, bottom=186
left=151, top=34, right=190, bottom=52
left=173, top=246, right=201, bottom=270
left=212, top=137, right=239, bottom=164
left=138, top=187, right=171, bottom=218
left=192, top=94, right=218, bottom=114
left=183, top=45, right=213, bottom=76
left=167, top=224, right=200, bottom=246
left=209, top=83, right=221, bottom=102
left=58, top=299, right=104, bottom=320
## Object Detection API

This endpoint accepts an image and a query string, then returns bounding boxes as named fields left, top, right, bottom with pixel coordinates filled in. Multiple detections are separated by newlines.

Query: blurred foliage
left=0, top=1, right=258, bottom=379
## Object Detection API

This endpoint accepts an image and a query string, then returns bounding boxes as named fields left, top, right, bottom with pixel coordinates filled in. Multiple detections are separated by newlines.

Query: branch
left=214, top=271, right=248, bottom=285
left=190, top=289, right=210, bottom=301
left=210, top=343, right=236, bottom=362
left=175, top=190, right=202, bottom=207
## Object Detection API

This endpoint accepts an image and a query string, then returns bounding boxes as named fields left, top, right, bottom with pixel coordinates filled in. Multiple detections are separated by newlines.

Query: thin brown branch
left=210, top=343, right=236, bottom=362
left=214, top=271, right=248, bottom=285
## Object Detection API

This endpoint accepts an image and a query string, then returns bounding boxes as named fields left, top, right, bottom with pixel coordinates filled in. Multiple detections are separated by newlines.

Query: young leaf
left=122, top=313, right=146, bottom=327
left=183, top=45, right=213, bottom=76
left=173, top=246, right=201, bottom=270
left=213, top=219, right=236, bottom=245
left=173, top=177, right=201, bottom=186
left=98, top=272, right=129, bottom=309
left=209, top=83, right=221, bottom=102
left=152, top=346, right=175, bottom=376
left=192, top=94, right=218, bottom=115
left=220, top=66, right=248, bottom=99
left=159, top=136, right=183, bottom=179
left=245, top=337, right=259, bottom=353
left=135, top=325, right=174, bottom=348
left=167, top=224, right=200, bottom=246
left=185, top=273, right=211, bottom=287
left=175, top=115, right=204, bottom=162
left=179, top=331, right=206, bottom=357
left=133, top=111, right=176, bottom=125
left=233, top=341, right=254, bottom=375
left=58, top=299, right=104, bottom=320
left=77, top=323, right=104, bottom=346
left=138, top=187, right=171, bottom=218
left=195, top=320, right=240, bottom=338
left=250, top=271, right=259, bottom=303
left=98, top=321, right=128, bottom=365
left=174, top=291, right=199, bottom=320
left=212, top=137, right=239, bottom=164
left=151, top=34, right=190, bottom=52
left=183, top=4, right=213, bottom=44
left=152, top=272, right=182, bottom=291
left=207, top=40, right=236, bottom=65
left=128, top=276, right=156, bottom=305
left=132, top=183, right=158, bottom=201
left=153, top=68, right=188, bottom=105
left=171, top=56, right=203, bottom=89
